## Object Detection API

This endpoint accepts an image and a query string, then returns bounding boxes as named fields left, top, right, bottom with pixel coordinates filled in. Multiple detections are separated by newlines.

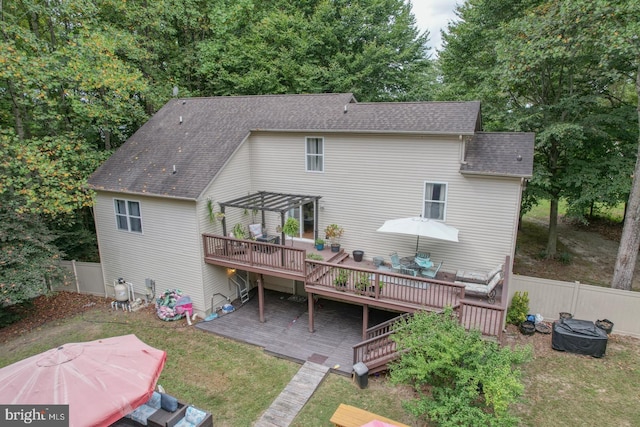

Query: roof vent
left=173, top=165, right=177, bottom=174
left=179, top=116, right=183, bottom=124
left=344, top=104, right=348, bottom=114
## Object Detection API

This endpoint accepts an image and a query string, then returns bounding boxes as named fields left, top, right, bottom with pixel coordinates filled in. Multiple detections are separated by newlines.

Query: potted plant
left=355, top=272, right=370, bottom=295
left=314, top=238, right=325, bottom=251
left=334, top=268, right=349, bottom=290
left=282, top=217, right=300, bottom=246
left=232, top=223, right=247, bottom=240
left=324, top=224, right=344, bottom=252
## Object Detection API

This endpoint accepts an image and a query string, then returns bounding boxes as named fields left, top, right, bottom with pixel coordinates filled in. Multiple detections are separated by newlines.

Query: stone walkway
left=254, top=361, right=330, bottom=427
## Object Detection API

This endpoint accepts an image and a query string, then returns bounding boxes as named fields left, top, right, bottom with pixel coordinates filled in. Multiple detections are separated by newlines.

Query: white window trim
left=305, top=136, right=324, bottom=173
left=114, top=198, right=143, bottom=233
left=422, top=181, right=448, bottom=221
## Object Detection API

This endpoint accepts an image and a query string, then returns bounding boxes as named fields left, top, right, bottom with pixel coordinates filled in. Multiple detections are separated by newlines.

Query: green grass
left=523, top=199, right=625, bottom=223
left=2, top=307, right=639, bottom=426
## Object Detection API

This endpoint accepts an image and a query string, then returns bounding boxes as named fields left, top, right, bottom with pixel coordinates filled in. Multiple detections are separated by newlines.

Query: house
left=87, top=93, right=534, bottom=320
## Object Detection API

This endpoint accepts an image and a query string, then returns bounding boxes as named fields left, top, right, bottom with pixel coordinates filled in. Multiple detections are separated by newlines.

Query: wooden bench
left=330, top=403, right=409, bottom=427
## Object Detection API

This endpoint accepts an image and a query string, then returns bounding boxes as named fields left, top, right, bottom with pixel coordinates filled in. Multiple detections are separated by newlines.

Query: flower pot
left=595, top=319, right=614, bottom=334
left=352, top=250, right=364, bottom=262
left=519, top=321, right=535, bottom=335
left=331, top=244, right=341, bottom=253
left=315, top=243, right=324, bottom=251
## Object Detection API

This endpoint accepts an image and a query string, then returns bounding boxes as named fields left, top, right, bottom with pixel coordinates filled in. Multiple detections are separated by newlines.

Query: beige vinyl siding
left=247, top=132, right=521, bottom=273
left=197, top=141, right=253, bottom=311
left=94, top=192, right=206, bottom=311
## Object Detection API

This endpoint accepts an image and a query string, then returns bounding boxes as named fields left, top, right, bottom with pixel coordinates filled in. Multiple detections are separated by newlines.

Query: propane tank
left=115, top=278, right=129, bottom=302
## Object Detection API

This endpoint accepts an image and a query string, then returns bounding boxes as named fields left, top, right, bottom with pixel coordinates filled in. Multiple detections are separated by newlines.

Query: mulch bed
left=0, top=292, right=112, bottom=343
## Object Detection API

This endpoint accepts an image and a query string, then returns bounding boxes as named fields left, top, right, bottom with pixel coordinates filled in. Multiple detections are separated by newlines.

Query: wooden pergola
left=218, top=191, right=323, bottom=324
left=218, top=191, right=322, bottom=242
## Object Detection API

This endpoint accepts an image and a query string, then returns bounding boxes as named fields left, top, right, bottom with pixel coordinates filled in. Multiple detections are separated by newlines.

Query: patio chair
left=420, top=261, right=442, bottom=279
left=390, top=252, right=402, bottom=273
left=415, top=251, right=430, bottom=260
left=248, top=223, right=264, bottom=239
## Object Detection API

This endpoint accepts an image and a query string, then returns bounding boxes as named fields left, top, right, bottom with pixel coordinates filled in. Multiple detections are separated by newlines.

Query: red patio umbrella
left=0, top=334, right=166, bottom=427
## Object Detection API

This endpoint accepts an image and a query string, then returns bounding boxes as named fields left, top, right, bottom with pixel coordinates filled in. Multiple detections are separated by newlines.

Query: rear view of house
left=87, top=93, right=533, bottom=320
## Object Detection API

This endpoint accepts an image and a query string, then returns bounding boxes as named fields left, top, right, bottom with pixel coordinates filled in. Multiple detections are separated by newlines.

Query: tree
left=439, top=0, right=638, bottom=259
left=196, top=0, right=433, bottom=101
left=0, top=194, right=64, bottom=306
left=389, top=308, right=531, bottom=426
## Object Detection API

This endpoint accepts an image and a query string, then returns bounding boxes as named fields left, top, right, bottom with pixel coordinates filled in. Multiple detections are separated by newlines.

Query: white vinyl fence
left=57, top=260, right=105, bottom=296
left=509, top=275, right=640, bottom=338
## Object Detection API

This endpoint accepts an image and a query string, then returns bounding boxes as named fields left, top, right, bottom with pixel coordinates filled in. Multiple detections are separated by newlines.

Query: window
left=114, top=199, right=142, bottom=233
left=423, top=182, right=447, bottom=220
left=306, top=137, right=324, bottom=172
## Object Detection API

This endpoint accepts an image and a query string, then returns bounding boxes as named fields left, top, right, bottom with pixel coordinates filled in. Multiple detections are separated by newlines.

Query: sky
left=410, top=0, right=460, bottom=54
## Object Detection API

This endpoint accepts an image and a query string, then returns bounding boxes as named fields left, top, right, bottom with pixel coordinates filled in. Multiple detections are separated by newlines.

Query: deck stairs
left=230, top=271, right=251, bottom=304
left=353, top=313, right=412, bottom=374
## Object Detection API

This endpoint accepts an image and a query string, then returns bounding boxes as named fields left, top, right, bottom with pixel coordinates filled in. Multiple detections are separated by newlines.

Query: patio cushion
left=128, top=404, right=158, bottom=426
left=455, top=264, right=502, bottom=284
left=161, top=392, right=179, bottom=412
left=148, top=391, right=162, bottom=409
left=174, top=406, right=211, bottom=427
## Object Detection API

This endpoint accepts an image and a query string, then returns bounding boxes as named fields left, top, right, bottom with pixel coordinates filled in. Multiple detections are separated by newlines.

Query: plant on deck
left=282, top=217, right=300, bottom=246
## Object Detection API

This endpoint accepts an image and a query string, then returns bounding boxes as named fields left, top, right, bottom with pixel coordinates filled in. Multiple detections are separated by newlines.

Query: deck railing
left=202, top=234, right=306, bottom=274
left=305, top=261, right=464, bottom=310
left=458, top=299, right=505, bottom=340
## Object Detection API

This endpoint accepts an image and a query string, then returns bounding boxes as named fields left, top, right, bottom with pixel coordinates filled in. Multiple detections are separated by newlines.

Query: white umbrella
left=377, top=216, right=459, bottom=252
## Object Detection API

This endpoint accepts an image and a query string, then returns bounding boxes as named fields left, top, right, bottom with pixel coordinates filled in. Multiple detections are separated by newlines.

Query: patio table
left=400, top=256, right=432, bottom=271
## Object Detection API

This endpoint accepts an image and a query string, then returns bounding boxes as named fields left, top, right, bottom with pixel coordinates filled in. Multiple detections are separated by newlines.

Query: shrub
left=506, top=291, right=530, bottom=325
left=389, top=308, right=532, bottom=427
left=306, top=253, right=323, bottom=261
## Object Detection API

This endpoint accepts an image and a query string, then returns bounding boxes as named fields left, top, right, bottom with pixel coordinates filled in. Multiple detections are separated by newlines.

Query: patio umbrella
left=377, top=216, right=459, bottom=252
left=0, top=334, right=166, bottom=427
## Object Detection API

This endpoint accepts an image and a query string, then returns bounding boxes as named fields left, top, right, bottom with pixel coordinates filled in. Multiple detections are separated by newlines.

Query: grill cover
left=552, top=318, right=608, bottom=358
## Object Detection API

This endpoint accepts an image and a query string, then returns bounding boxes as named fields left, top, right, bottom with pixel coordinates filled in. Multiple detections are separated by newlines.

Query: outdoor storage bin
left=353, top=362, right=369, bottom=389
left=552, top=318, right=608, bottom=358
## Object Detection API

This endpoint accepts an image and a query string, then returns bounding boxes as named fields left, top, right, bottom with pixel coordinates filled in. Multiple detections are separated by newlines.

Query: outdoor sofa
left=454, top=264, right=503, bottom=304
left=117, top=391, right=187, bottom=427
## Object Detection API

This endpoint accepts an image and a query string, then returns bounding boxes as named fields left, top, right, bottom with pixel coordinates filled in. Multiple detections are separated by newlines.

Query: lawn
left=1, top=296, right=639, bottom=427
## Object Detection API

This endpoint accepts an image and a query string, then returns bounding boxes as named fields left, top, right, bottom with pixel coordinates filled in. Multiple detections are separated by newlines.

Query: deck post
left=362, top=304, right=369, bottom=340
left=258, top=275, right=265, bottom=323
left=308, top=292, right=315, bottom=333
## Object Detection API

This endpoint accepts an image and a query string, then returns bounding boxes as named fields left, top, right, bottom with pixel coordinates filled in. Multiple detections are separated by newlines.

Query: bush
left=389, top=308, right=532, bottom=427
left=506, top=291, right=530, bottom=326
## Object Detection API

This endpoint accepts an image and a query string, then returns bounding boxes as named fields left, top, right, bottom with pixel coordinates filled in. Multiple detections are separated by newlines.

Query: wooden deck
left=195, top=290, right=401, bottom=375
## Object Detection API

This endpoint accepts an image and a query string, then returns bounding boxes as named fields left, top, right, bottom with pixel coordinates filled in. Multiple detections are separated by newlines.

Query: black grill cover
left=552, top=319, right=608, bottom=358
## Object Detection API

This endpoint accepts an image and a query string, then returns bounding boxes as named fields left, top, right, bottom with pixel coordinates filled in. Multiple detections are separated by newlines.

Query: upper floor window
left=306, top=137, right=324, bottom=172
left=115, top=199, right=142, bottom=233
left=423, top=182, right=447, bottom=220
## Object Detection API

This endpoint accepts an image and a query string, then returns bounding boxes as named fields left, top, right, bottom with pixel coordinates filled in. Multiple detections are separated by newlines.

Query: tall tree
left=439, top=0, right=637, bottom=259
left=197, top=0, right=432, bottom=101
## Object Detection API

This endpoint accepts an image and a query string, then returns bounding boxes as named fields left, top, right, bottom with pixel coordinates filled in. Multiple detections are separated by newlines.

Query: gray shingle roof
left=461, top=132, right=535, bottom=178
left=87, top=93, right=524, bottom=199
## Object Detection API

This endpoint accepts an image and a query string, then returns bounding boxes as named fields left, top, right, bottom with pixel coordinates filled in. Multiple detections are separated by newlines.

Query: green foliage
left=390, top=308, right=532, bottom=426
left=0, top=199, right=64, bottom=305
left=314, top=238, right=325, bottom=245
left=506, top=292, right=530, bottom=326
left=282, top=217, right=300, bottom=246
left=232, top=223, right=247, bottom=240
left=333, top=269, right=349, bottom=287
left=324, top=224, right=344, bottom=245
left=306, top=253, right=323, bottom=261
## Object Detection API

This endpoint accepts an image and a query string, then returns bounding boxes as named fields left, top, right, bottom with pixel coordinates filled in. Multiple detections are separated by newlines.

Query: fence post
left=71, top=260, right=80, bottom=293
